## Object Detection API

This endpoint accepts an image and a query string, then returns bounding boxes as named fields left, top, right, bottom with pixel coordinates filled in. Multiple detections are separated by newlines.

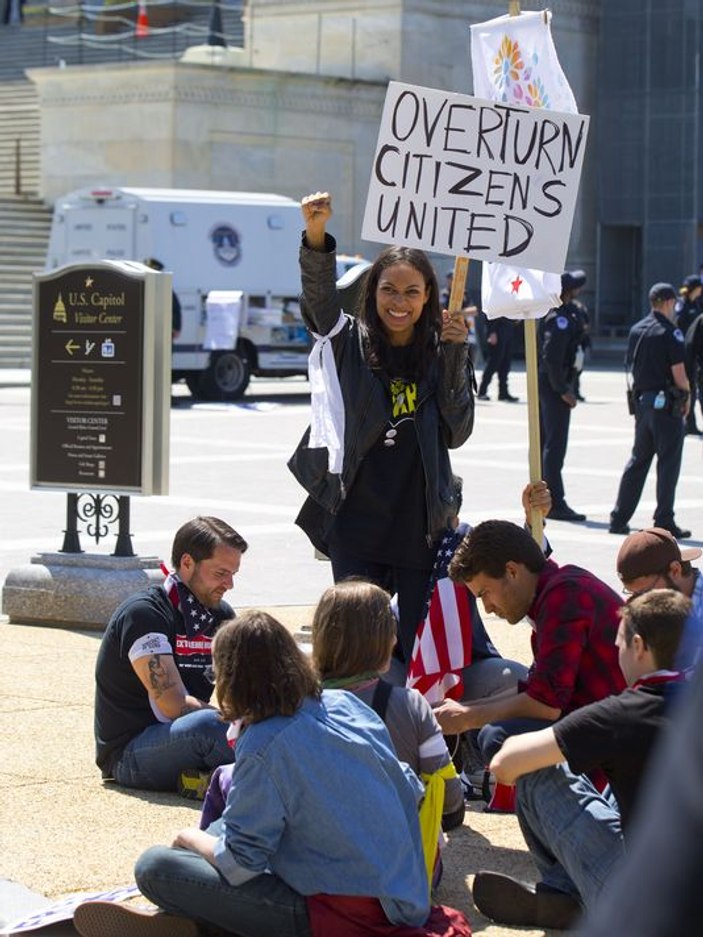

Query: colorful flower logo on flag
left=493, top=36, right=524, bottom=98
left=526, top=77, right=550, bottom=108
left=491, top=36, right=550, bottom=108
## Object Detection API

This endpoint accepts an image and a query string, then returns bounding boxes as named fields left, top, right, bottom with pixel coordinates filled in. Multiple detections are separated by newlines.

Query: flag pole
left=447, top=256, right=469, bottom=314
left=506, top=0, right=543, bottom=544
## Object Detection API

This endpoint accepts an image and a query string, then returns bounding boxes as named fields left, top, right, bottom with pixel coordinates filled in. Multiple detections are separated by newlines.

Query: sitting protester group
left=76, top=500, right=699, bottom=937
left=73, top=193, right=700, bottom=937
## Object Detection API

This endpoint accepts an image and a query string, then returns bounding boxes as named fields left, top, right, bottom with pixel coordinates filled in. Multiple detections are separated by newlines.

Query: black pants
left=539, top=376, right=572, bottom=508
left=685, top=366, right=703, bottom=432
left=611, top=403, right=685, bottom=529
left=478, top=331, right=514, bottom=395
left=329, top=547, right=429, bottom=670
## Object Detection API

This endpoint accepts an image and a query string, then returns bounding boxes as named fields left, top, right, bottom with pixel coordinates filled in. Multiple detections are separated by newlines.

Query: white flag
left=481, top=264, right=562, bottom=321
left=470, top=10, right=578, bottom=319
left=470, top=10, right=577, bottom=113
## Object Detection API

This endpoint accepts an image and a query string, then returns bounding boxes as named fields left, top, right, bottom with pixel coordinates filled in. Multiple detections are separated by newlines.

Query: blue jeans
left=516, top=763, right=625, bottom=908
left=135, top=823, right=311, bottom=937
left=461, top=657, right=529, bottom=702
left=478, top=717, right=554, bottom=763
left=112, top=709, right=235, bottom=791
left=457, top=661, right=529, bottom=772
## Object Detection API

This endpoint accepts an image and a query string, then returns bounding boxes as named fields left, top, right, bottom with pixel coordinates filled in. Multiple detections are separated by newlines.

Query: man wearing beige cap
left=617, top=526, right=703, bottom=668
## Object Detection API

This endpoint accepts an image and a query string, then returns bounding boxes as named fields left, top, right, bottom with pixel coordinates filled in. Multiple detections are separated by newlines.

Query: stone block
left=2, top=552, right=165, bottom=630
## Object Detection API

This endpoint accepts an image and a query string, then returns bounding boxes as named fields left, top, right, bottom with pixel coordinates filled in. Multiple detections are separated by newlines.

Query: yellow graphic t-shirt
left=390, top=378, right=418, bottom=421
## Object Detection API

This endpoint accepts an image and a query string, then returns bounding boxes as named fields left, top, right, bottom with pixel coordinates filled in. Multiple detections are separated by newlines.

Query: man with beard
left=94, top=516, right=247, bottom=793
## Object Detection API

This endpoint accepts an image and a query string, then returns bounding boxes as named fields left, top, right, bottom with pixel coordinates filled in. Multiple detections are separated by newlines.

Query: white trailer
left=45, top=186, right=310, bottom=399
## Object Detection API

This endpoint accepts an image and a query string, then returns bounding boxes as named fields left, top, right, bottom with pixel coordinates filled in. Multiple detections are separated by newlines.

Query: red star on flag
left=510, top=276, right=523, bottom=294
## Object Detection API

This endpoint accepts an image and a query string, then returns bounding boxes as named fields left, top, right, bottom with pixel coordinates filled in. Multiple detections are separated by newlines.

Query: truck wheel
left=196, top=349, right=251, bottom=401
left=184, top=372, right=202, bottom=396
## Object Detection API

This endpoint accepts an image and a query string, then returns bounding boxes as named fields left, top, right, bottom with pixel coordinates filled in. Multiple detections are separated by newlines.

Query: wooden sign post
left=508, top=0, right=544, bottom=544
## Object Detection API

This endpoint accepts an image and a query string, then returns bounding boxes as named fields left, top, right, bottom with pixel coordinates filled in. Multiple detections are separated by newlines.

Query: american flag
left=406, top=528, right=473, bottom=703
left=162, top=567, right=216, bottom=637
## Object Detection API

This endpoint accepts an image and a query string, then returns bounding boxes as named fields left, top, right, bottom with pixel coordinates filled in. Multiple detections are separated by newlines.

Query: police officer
left=537, top=271, right=588, bottom=522
left=477, top=316, right=519, bottom=401
left=609, top=282, right=691, bottom=538
left=675, top=274, right=703, bottom=434
left=144, top=257, right=181, bottom=340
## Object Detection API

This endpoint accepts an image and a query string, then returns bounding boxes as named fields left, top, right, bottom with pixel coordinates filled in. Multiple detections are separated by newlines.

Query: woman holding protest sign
left=288, top=191, right=474, bottom=670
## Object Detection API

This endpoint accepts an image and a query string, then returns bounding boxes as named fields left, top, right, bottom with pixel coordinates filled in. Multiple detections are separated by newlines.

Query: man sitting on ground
left=473, top=589, right=690, bottom=929
left=433, top=520, right=626, bottom=766
left=94, top=516, right=247, bottom=794
left=617, top=526, right=702, bottom=669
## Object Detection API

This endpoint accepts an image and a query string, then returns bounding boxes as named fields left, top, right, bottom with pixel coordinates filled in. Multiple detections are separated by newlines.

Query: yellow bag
left=419, top=762, right=458, bottom=892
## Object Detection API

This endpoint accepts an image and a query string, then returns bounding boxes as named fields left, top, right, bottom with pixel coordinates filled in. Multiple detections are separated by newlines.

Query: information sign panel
left=30, top=262, right=169, bottom=494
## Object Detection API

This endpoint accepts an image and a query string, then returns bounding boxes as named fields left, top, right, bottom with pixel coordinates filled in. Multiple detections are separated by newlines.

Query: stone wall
left=28, top=61, right=385, bottom=254
left=28, top=0, right=601, bottom=264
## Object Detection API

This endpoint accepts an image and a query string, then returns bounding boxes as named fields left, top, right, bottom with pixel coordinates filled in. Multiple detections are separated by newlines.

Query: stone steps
left=0, top=3, right=244, bottom=368
left=0, top=194, right=53, bottom=368
left=0, top=81, right=40, bottom=197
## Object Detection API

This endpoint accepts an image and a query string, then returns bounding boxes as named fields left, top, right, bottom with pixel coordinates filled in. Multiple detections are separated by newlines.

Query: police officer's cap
left=561, top=270, right=586, bottom=292
left=648, top=282, right=677, bottom=303
left=683, top=274, right=702, bottom=291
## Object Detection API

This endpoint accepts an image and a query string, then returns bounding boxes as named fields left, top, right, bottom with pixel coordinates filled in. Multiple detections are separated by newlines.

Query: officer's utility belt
left=637, top=388, right=688, bottom=416
left=637, top=390, right=666, bottom=407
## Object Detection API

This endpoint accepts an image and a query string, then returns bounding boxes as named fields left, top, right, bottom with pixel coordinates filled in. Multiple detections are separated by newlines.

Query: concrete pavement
left=2, top=363, right=703, bottom=935
left=5, top=364, right=703, bottom=611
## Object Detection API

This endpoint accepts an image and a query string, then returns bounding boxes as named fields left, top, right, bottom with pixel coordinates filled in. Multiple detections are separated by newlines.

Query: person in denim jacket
left=75, top=610, right=435, bottom=937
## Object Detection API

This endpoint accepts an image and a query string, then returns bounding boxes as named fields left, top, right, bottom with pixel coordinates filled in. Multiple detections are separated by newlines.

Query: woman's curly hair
left=212, top=610, right=320, bottom=723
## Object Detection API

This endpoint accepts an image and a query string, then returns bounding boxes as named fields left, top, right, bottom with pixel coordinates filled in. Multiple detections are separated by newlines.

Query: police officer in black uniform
left=477, top=316, right=519, bottom=401
left=609, top=282, right=691, bottom=538
left=675, top=274, right=703, bottom=434
left=144, top=258, right=182, bottom=339
left=537, top=271, right=588, bottom=522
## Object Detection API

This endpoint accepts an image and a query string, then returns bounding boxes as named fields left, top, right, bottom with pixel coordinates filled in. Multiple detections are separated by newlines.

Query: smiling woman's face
left=375, top=262, right=429, bottom=346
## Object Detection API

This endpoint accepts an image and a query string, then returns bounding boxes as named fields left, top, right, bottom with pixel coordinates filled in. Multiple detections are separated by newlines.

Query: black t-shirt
left=675, top=298, right=699, bottom=336
left=94, top=585, right=233, bottom=775
left=553, top=682, right=681, bottom=830
left=329, top=345, right=435, bottom=570
left=628, top=312, right=685, bottom=392
left=538, top=305, right=580, bottom=393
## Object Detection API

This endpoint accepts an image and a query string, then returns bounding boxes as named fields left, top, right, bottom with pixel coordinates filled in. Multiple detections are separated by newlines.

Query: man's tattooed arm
left=132, top=652, right=216, bottom=719
left=147, top=654, right=177, bottom=698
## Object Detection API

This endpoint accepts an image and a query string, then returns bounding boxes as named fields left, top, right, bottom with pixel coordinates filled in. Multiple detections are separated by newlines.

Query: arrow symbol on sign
left=65, top=339, right=80, bottom=355
left=85, top=340, right=96, bottom=355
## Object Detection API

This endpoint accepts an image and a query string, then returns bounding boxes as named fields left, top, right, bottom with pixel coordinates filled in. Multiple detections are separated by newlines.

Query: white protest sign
left=362, top=81, right=589, bottom=274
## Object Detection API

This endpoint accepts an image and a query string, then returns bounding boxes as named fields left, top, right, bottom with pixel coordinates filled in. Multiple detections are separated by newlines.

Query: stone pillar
left=245, top=0, right=485, bottom=92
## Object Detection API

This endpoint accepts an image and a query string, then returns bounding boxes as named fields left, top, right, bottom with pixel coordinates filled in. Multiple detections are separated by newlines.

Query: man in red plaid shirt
left=433, top=520, right=626, bottom=764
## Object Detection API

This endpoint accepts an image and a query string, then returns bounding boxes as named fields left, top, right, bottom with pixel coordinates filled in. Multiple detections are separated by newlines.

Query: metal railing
left=20, top=1, right=244, bottom=68
left=14, top=137, right=22, bottom=195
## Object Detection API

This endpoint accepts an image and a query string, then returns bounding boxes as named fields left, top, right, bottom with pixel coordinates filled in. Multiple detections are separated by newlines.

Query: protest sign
left=362, top=81, right=589, bottom=273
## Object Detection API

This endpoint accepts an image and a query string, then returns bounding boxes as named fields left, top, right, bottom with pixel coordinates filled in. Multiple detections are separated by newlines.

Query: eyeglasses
left=620, top=571, right=674, bottom=598
left=204, top=665, right=216, bottom=684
